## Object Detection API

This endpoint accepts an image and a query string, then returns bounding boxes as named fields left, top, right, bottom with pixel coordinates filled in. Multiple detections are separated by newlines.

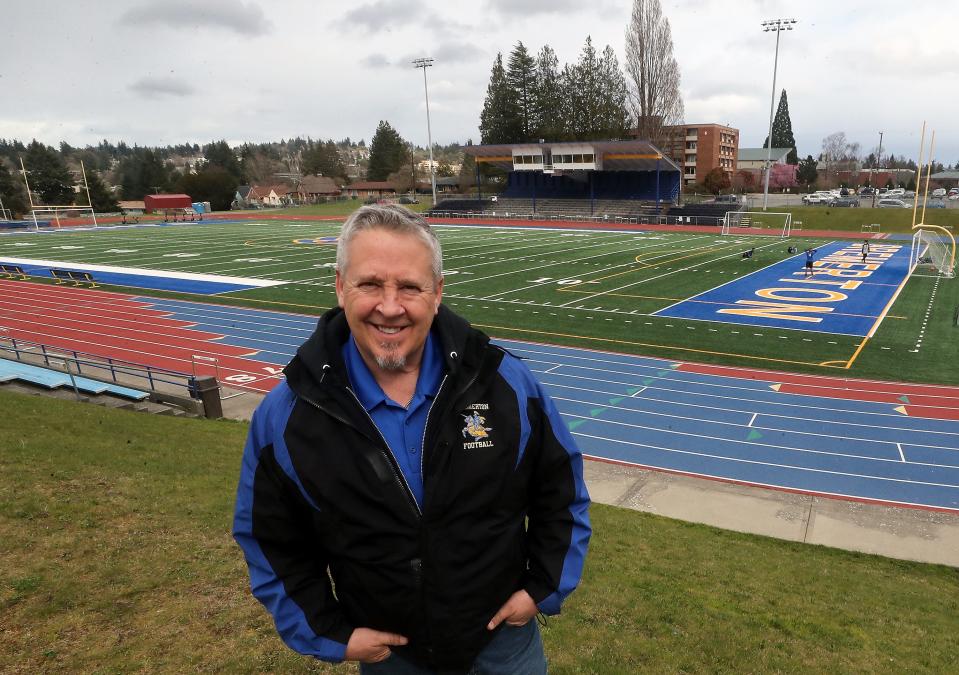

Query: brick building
left=630, top=123, right=739, bottom=187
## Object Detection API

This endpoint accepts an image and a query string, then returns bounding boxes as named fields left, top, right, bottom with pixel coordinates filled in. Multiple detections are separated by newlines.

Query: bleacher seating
left=0, top=359, right=149, bottom=400
left=429, top=198, right=492, bottom=214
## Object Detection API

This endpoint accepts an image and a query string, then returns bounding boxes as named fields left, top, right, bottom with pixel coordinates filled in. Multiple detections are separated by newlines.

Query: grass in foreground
left=1, top=390, right=958, bottom=673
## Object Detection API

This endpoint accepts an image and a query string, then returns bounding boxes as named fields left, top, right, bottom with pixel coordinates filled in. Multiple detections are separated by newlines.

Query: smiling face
left=335, top=227, right=443, bottom=379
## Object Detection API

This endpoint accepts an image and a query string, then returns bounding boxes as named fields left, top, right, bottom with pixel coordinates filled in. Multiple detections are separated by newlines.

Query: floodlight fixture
left=413, top=58, right=437, bottom=207
left=760, top=18, right=798, bottom=211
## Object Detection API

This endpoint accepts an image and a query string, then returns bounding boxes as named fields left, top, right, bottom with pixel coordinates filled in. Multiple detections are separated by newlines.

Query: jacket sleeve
left=232, top=385, right=354, bottom=661
left=516, top=368, right=591, bottom=615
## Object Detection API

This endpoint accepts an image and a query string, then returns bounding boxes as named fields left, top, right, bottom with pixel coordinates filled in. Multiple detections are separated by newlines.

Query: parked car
left=949, top=187, right=959, bottom=196
left=925, top=199, right=946, bottom=209
left=802, top=191, right=834, bottom=205
left=832, top=196, right=860, bottom=207
left=877, top=198, right=910, bottom=208
left=712, top=194, right=741, bottom=204
left=886, top=188, right=905, bottom=197
left=932, top=188, right=947, bottom=198
left=859, top=186, right=875, bottom=196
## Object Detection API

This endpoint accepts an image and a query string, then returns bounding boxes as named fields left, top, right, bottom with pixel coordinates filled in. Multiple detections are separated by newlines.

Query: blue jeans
left=359, top=621, right=547, bottom=675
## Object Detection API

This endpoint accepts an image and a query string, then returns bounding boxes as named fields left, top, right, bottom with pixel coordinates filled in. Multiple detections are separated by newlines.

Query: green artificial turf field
left=1, top=218, right=956, bottom=385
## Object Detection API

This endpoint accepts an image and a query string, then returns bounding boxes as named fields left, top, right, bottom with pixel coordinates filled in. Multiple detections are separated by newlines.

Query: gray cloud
left=486, top=0, right=592, bottom=16
left=338, top=0, right=423, bottom=32
left=119, top=0, right=271, bottom=36
left=128, top=76, right=196, bottom=98
left=361, top=54, right=392, bottom=67
left=433, top=42, right=486, bottom=64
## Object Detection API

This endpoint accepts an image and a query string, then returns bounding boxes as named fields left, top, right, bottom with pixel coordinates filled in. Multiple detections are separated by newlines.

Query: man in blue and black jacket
left=233, top=204, right=591, bottom=673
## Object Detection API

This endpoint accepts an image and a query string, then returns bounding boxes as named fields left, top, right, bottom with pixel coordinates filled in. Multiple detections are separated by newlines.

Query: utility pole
left=872, top=131, right=883, bottom=208
left=761, top=18, right=797, bottom=211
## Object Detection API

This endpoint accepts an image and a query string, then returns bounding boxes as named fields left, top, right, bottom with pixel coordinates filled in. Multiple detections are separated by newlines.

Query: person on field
left=861, top=239, right=870, bottom=263
left=233, top=204, right=591, bottom=674
left=804, top=247, right=817, bottom=278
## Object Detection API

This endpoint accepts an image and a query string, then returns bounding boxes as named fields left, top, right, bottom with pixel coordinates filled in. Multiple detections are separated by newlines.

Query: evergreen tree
left=367, top=121, right=407, bottom=181
left=203, top=140, right=243, bottom=181
left=177, top=166, right=238, bottom=211
left=532, top=45, right=563, bottom=141
left=23, top=141, right=74, bottom=205
left=763, top=89, right=798, bottom=164
left=570, top=37, right=601, bottom=138
left=596, top=45, right=631, bottom=140
left=479, top=53, right=521, bottom=144
left=0, top=162, right=28, bottom=216
left=302, top=140, right=347, bottom=180
left=797, top=155, right=818, bottom=187
left=506, top=42, right=537, bottom=142
left=118, top=148, right=174, bottom=200
left=83, top=171, right=119, bottom=212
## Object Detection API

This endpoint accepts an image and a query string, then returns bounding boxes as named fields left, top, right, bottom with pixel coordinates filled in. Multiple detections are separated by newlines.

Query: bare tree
left=625, top=0, right=684, bottom=147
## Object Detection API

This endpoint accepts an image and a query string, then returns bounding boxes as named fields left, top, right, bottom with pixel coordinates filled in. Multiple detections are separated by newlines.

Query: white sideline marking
left=0, top=256, right=286, bottom=287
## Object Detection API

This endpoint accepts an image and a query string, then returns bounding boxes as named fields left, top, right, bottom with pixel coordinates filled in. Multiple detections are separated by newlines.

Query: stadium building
left=459, top=140, right=682, bottom=219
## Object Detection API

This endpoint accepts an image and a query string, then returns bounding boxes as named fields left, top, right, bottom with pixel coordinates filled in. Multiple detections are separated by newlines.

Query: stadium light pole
left=760, top=18, right=797, bottom=211
left=413, top=57, right=437, bottom=207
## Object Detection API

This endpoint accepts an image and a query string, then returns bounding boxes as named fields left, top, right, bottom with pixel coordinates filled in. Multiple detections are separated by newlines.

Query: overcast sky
left=2, top=0, right=955, bottom=162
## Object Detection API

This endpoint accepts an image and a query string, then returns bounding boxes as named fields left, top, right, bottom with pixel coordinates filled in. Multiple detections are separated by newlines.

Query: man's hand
left=487, top=589, right=538, bottom=630
left=344, top=627, right=409, bottom=663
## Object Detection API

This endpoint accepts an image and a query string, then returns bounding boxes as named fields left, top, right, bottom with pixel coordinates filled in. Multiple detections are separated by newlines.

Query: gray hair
left=336, top=204, right=443, bottom=280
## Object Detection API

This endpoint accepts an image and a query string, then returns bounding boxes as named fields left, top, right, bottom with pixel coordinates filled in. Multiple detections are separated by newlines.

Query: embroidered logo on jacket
left=462, top=410, right=494, bottom=449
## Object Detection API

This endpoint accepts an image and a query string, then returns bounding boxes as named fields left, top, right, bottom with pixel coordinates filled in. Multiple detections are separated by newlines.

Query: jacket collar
left=284, top=304, right=487, bottom=403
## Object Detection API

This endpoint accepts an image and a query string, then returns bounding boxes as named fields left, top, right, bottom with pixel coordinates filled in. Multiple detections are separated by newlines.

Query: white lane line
left=898, top=443, right=906, bottom=462
left=570, top=428, right=959, bottom=489
left=748, top=413, right=758, bottom=427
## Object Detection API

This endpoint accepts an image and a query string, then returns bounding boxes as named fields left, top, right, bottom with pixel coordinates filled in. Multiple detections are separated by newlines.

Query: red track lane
left=4, top=326, right=280, bottom=393
left=679, top=363, right=959, bottom=418
left=0, top=300, right=221, bottom=340
left=6, top=314, right=257, bottom=360
left=3, top=283, right=194, bottom=320
left=1, top=279, right=159, bottom=305
left=896, top=405, right=959, bottom=421
left=773, top=383, right=959, bottom=410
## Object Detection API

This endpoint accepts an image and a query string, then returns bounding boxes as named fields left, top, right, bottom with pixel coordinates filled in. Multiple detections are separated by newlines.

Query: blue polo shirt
left=342, top=332, right=444, bottom=508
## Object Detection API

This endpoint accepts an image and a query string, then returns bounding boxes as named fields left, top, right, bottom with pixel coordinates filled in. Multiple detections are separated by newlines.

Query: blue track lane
left=138, top=301, right=959, bottom=511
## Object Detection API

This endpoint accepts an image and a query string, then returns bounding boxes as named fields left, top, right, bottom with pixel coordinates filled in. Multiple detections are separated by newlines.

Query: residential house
left=341, top=181, right=399, bottom=199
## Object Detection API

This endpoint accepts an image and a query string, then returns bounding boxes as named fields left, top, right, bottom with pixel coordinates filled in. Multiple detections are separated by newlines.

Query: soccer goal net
left=910, top=228, right=956, bottom=278
left=721, top=211, right=792, bottom=237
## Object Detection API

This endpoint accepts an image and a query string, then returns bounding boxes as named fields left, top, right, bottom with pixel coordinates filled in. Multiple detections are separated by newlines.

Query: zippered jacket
left=233, top=305, right=591, bottom=671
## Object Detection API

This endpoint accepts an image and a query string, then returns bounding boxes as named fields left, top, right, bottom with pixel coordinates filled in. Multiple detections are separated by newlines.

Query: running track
left=2, top=278, right=958, bottom=512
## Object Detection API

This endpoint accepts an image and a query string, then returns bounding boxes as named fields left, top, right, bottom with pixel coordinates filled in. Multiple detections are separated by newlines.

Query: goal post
left=721, top=210, right=793, bottom=237
left=19, top=156, right=99, bottom=230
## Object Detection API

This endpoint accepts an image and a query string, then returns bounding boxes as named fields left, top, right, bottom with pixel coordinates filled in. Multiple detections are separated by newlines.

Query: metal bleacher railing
left=0, top=335, right=194, bottom=393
